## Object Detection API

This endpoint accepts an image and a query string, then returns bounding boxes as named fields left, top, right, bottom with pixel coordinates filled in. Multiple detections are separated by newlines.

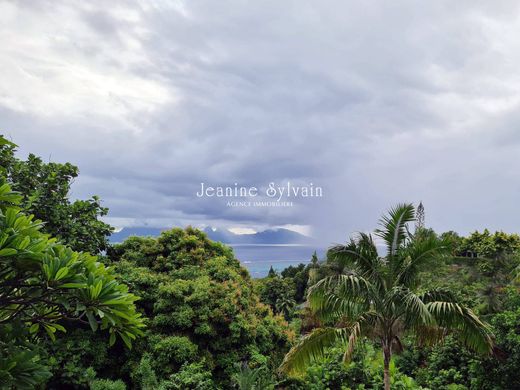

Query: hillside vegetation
left=1, top=135, right=520, bottom=389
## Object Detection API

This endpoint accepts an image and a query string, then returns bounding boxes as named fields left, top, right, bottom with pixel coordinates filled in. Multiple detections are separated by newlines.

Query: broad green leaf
left=86, top=311, right=98, bottom=332
left=119, top=332, right=132, bottom=349
left=110, top=309, right=133, bottom=321
left=29, top=323, right=39, bottom=334
left=44, top=325, right=56, bottom=341
left=60, top=282, right=87, bottom=289
left=55, top=267, right=69, bottom=280
left=109, top=332, right=116, bottom=347
left=0, top=248, right=17, bottom=257
left=53, top=323, right=66, bottom=333
left=18, top=236, right=30, bottom=250
left=0, top=135, right=16, bottom=147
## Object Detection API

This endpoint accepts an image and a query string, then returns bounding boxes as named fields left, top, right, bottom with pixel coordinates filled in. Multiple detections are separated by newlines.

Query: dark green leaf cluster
left=0, top=167, right=144, bottom=387
left=280, top=204, right=493, bottom=390
left=105, top=228, right=294, bottom=388
left=0, top=138, right=113, bottom=254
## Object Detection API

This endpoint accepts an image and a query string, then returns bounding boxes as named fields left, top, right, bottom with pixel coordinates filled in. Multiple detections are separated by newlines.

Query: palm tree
left=280, top=204, right=493, bottom=390
left=276, top=294, right=296, bottom=320
left=233, top=363, right=274, bottom=390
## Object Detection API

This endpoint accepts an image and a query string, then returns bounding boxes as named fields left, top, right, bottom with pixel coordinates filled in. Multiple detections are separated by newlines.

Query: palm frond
left=279, top=327, right=348, bottom=376
left=308, top=274, right=374, bottom=316
left=328, top=236, right=377, bottom=272
left=425, top=301, right=493, bottom=354
left=310, top=290, right=367, bottom=323
left=328, top=234, right=384, bottom=286
left=389, top=286, right=434, bottom=327
left=341, top=311, right=380, bottom=363
left=417, top=288, right=493, bottom=352
left=396, top=235, right=449, bottom=287
left=419, top=288, right=457, bottom=303
left=375, top=203, right=415, bottom=258
left=414, top=324, right=448, bottom=347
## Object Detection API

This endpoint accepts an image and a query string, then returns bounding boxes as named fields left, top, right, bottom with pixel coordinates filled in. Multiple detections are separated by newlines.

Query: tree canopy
left=105, top=228, right=293, bottom=388
left=2, top=134, right=520, bottom=389
left=0, top=176, right=144, bottom=388
left=280, top=204, right=493, bottom=390
left=0, top=137, right=113, bottom=254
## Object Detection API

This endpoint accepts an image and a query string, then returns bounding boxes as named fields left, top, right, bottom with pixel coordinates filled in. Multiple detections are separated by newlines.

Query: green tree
left=439, top=231, right=463, bottom=256
left=232, top=363, right=275, bottom=390
left=257, top=275, right=296, bottom=316
left=415, top=201, right=425, bottom=232
left=469, top=288, right=520, bottom=389
left=276, top=295, right=297, bottom=321
left=452, top=230, right=520, bottom=314
left=0, top=177, right=144, bottom=388
left=268, top=266, right=277, bottom=278
left=281, top=263, right=311, bottom=303
left=397, top=335, right=475, bottom=389
left=108, top=229, right=293, bottom=387
left=0, top=136, right=113, bottom=254
left=456, top=230, right=520, bottom=260
left=280, top=204, right=493, bottom=390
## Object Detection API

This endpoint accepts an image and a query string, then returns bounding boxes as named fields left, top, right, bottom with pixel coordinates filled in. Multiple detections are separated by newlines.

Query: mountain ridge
left=109, top=226, right=314, bottom=245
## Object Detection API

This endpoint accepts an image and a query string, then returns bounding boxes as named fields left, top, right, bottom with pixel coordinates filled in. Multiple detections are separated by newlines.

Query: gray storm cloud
left=2, top=0, right=520, bottom=245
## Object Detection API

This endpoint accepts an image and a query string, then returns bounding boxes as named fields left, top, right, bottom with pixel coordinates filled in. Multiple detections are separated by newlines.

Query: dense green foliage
left=280, top=260, right=314, bottom=303
left=102, top=229, right=293, bottom=388
left=257, top=273, right=296, bottom=319
left=434, top=230, right=520, bottom=315
left=38, top=230, right=294, bottom=389
left=0, top=137, right=113, bottom=254
left=0, top=135, right=295, bottom=389
left=255, top=253, right=320, bottom=321
left=3, top=134, right=520, bottom=389
left=280, top=205, right=493, bottom=390
left=0, top=178, right=143, bottom=388
left=269, top=227, right=520, bottom=389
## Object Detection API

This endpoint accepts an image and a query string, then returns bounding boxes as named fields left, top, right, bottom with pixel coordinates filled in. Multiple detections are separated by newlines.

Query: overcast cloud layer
left=2, top=0, right=520, bottom=244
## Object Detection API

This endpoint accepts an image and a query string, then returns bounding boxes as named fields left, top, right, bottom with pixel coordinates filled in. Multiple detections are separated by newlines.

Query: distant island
left=110, top=226, right=316, bottom=245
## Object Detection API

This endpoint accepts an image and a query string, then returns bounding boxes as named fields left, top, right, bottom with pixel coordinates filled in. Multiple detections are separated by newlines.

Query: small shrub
left=90, top=378, right=126, bottom=390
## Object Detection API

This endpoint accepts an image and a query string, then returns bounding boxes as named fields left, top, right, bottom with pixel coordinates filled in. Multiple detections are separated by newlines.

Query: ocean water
left=229, top=244, right=326, bottom=278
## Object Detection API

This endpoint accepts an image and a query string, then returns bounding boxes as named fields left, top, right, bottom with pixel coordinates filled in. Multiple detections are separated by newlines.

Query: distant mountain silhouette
left=110, top=226, right=313, bottom=245
left=203, top=227, right=313, bottom=245
left=110, top=227, right=165, bottom=243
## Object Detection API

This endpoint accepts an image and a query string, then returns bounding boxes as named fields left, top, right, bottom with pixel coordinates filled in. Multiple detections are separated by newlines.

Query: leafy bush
left=0, top=178, right=144, bottom=387
left=107, top=228, right=293, bottom=387
left=232, top=363, right=275, bottom=390
left=278, top=341, right=422, bottom=390
left=0, top=136, right=113, bottom=254
left=468, top=289, right=520, bottom=389
left=160, top=361, right=214, bottom=389
left=90, top=378, right=127, bottom=390
left=152, top=335, right=198, bottom=375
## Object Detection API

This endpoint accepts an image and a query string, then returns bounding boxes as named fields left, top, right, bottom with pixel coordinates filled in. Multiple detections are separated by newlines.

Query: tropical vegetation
left=1, top=134, right=520, bottom=389
left=0, top=137, right=144, bottom=388
left=279, top=204, right=493, bottom=390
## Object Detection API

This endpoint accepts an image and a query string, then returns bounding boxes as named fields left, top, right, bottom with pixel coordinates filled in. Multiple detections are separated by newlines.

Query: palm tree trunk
left=383, top=342, right=391, bottom=390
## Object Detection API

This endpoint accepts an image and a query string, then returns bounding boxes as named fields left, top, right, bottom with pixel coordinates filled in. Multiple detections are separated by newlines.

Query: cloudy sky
left=2, top=0, right=520, bottom=245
